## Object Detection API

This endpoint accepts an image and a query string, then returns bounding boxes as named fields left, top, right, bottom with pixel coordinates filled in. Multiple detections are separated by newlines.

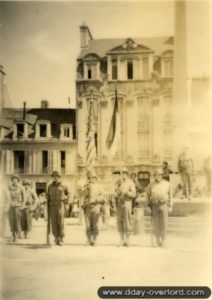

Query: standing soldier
left=115, top=167, right=136, bottom=247
left=0, top=175, right=11, bottom=241
left=47, top=171, right=70, bottom=246
left=21, top=179, right=38, bottom=238
left=82, top=170, right=104, bottom=246
left=146, top=168, right=172, bottom=248
left=8, top=175, right=25, bottom=242
left=178, top=147, right=194, bottom=200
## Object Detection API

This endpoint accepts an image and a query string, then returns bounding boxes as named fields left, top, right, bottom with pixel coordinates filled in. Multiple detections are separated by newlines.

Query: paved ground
left=1, top=217, right=212, bottom=300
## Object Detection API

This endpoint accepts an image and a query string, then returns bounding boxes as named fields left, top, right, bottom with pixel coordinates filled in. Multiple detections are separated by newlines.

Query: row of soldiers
left=1, top=166, right=172, bottom=247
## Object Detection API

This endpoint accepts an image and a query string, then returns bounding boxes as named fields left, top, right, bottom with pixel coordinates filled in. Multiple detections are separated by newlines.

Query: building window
left=112, top=59, right=118, bottom=80
left=40, top=124, right=47, bottom=137
left=42, top=151, right=48, bottom=173
left=143, top=57, right=149, bottom=79
left=64, top=127, right=70, bottom=138
left=60, top=151, right=66, bottom=174
left=163, top=59, right=173, bottom=77
left=127, top=60, right=133, bottom=79
left=87, top=64, right=97, bottom=80
left=17, top=123, right=24, bottom=138
left=137, top=97, right=150, bottom=158
left=14, top=151, right=25, bottom=173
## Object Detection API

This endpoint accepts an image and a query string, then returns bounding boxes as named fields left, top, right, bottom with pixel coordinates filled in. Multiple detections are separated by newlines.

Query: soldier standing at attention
left=82, top=170, right=104, bottom=246
left=115, top=167, right=136, bottom=247
left=8, top=175, right=25, bottom=242
left=146, top=168, right=172, bottom=248
left=47, top=171, right=70, bottom=246
left=178, top=147, right=194, bottom=200
left=21, top=179, right=38, bottom=238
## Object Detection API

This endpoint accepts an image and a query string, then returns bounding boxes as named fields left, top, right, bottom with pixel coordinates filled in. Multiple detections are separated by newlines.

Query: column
left=151, top=97, right=164, bottom=164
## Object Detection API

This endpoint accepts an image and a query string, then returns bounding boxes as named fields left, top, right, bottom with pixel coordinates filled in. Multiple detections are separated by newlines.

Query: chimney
left=80, top=23, right=93, bottom=49
left=41, top=100, right=49, bottom=109
left=23, top=101, right=26, bottom=120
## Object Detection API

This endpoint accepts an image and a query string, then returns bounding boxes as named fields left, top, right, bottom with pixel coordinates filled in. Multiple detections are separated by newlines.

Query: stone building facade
left=0, top=102, right=77, bottom=195
left=76, top=25, right=174, bottom=189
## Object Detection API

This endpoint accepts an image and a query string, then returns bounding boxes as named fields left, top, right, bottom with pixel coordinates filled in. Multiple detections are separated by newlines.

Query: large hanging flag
left=86, top=98, right=96, bottom=171
left=106, top=87, right=121, bottom=157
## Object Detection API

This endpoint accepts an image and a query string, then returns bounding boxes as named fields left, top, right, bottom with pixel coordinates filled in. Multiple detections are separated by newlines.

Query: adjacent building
left=0, top=100, right=77, bottom=195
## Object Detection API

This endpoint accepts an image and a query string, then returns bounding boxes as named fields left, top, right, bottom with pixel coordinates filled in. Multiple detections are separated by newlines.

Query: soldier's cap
left=121, top=167, right=129, bottom=174
left=51, top=171, right=61, bottom=178
left=11, top=174, right=20, bottom=181
left=154, top=167, right=163, bottom=176
left=22, top=179, right=31, bottom=186
left=87, top=170, right=98, bottom=179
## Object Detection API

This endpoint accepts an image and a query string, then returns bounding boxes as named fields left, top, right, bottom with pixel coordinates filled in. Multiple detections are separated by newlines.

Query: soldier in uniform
left=178, top=147, right=194, bottom=200
left=115, top=167, right=136, bottom=246
left=146, top=168, right=172, bottom=247
left=8, top=175, right=25, bottom=242
left=47, top=171, right=70, bottom=246
left=21, top=179, right=38, bottom=238
left=0, top=175, right=11, bottom=240
left=82, top=170, right=104, bottom=246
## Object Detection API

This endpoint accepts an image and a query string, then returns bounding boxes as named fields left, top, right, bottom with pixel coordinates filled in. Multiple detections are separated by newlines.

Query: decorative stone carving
left=126, top=99, right=133, bottom=106
left=126, top=155, right=134, bottom=163
left=152, top=98, right=160, bottom=106
left=78, top=155, right=83, bottom=164
left=100, top=156, right=108, bottom=164
left=100, top=100, right=108, bottom=108
left=77, top=100, right=83, bottom=108
left=152, top=154, right=161, bottom=163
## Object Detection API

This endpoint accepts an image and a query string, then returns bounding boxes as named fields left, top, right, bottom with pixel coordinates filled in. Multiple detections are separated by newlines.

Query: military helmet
left=11, top=174, right=20, bottom=182
left=121, top=167, right=129, bottom=174
left=22, top=179, right=31, bottom=186
left=51, top=170, right=61, bottom=178
left=87, top=170, right=97, bottom=179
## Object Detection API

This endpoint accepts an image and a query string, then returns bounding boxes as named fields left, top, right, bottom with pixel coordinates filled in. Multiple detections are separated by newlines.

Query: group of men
left=0, top=174, right=37, bottom=242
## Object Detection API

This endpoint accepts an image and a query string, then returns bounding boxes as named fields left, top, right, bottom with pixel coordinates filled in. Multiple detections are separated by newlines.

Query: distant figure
left=21, top=180, right=38, bottom=238
left=162, top=161, right=173, bottom=182
left=130, top=172, right=137, bottom=213
left=178, top=148, right=194, bottom=200
left=203, top=156, right=211, bottom=197
left=146, top=168, right=172, bottom=247
left=8, top=175, right=25, bottom=242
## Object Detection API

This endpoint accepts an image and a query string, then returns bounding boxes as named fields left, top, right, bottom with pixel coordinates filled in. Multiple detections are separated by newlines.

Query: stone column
left=151, top=97, right=164, bottom=164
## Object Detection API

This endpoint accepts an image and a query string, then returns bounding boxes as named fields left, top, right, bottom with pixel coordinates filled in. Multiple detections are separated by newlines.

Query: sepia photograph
left=0, top=1, right=212, bottom=299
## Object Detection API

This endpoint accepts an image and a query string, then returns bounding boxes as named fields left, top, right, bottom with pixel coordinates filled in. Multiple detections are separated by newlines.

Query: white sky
left=0, top=1, right=175, bottom=108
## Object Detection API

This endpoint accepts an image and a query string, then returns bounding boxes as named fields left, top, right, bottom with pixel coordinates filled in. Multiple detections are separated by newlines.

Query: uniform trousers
left=8, top=206, right=21, bottom=236
left=180, top=170, right=192, bottom=197
left=151, top=204, right=168, bottom=242
left=50, top=203, right=65, bottom=239
left=20, top=208, right=32, bottom=232
left=116, top=201, right=132, bottom=239
left=84, top=204, right=100, bottom=241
